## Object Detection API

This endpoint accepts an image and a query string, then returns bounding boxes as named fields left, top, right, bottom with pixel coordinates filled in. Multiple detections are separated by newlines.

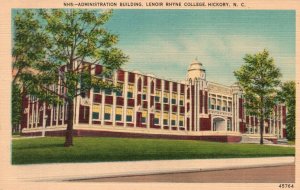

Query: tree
left=11, top=83, right=22, bottom=133
left=277, top=81, right=295, bottom=140
left=13, top=9, right=128, bottom=147
left=12, top=10, right=50, bottom=134
left=234, top=49, right=281, bottom=144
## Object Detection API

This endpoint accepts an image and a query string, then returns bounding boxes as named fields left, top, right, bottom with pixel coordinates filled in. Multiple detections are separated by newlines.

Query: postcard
left=0, top=0, right=299, bottom=189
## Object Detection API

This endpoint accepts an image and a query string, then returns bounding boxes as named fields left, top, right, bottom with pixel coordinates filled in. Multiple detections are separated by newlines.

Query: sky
left=104, top=10, right=295, bottom=85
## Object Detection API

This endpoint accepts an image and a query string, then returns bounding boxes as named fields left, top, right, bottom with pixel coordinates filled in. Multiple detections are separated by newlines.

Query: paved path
left=78, top=165, right=295, bottom=183
left=6, top=157, right=294, bottom=182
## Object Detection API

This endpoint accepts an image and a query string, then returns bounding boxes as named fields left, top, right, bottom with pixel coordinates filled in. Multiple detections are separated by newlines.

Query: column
left=112, top=71, right=117, bottom=127
left=160, top=80, right=164, bottom=130
left=133, top=74, right=138, bottom=128
left=123, top=72, right=128, bottom=127
left=147, top=77, right=151, bottom=129
left=89, top=68, right=95, bottom=126
left=177, top=83, right=180, bottom=131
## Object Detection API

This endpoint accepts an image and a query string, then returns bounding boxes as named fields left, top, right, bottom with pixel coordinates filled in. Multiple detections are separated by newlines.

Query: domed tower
left=185, top=59, right=208, bottom=132
left=186, top=58, right=206, bottom=84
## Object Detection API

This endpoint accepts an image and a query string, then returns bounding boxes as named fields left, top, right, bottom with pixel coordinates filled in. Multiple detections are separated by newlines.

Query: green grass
left=288, top=140, right=295, bottom=145
left=12, top=137, right=295, bottom=165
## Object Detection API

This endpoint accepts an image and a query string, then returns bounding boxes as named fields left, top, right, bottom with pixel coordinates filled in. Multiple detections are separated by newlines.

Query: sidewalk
left=7, top=157, right=294, bottom=182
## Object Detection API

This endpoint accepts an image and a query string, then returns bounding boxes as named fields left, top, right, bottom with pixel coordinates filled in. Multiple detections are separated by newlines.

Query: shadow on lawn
left=13, top=143, right=66, bottom=150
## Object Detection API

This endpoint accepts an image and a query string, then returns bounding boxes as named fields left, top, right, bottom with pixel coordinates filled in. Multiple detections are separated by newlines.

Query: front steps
left=240, top=134, right=276, bottom=144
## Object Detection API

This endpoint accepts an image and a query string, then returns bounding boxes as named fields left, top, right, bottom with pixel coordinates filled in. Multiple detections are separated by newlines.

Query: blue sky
left=105, top=10, right=295, bottom=85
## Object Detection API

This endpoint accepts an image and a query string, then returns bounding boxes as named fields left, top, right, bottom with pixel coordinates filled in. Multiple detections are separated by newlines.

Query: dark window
left=171, top=120, right=176, bottom=126
left=163, top=119, right=168, bottom=125
left=141, top=117, right=146, bottom=123
left=222, top=107, right=226, bottom=111
left=211, top=105, right=215, bottom=109
left=127, top=92, right=133, bottom=99
left=104, top=113, right=111, bottom=120
left=171, top=99, right=176, bottom=104
left=154, top=118, right=159, bottom=125
left=126, top=115, right=132, bottom=122
left=179, top=100, right=184, bottom=106
left=92, top=112, right=99, bottom=120
left=163, top=97, right=168, bottom=103
left=179, top=121, right=183, bottom=126
left=105, top=89, right=112, bottom=95
left=155, top=96, right=160, bottom=102
left=217, top=106, right=220, bottom=110
left=115, top=114, right=122, bottom=121
left=228, top=107, right=231, bottom=112
left=94, top=87, right=100, bottom=93
left=116, top=90, right=123, bottom=97
left=142, top=94, right=147, bottom=100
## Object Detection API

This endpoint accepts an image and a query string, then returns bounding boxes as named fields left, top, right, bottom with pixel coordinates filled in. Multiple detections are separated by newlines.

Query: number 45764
left=279, top=184, right=294, bottom=188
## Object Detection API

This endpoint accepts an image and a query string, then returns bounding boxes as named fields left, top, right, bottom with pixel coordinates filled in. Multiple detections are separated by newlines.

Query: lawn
left=12, top=137, right=295, bottom=165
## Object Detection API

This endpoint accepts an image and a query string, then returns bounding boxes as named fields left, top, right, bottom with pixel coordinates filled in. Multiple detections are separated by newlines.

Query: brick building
left=20, top=59, right=287, bottom=143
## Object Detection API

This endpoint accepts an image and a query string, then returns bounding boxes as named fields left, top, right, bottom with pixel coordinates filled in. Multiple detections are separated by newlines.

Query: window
left=163, top=119, right=168, bottom=125
left=171, top=120, right=176, bottom=126
left=104, top=106, right=112, bottom=121
left=115, top=107, right=123, bottom=121
left=127, top=92, right=133, bottom=99
left=155, top=91, right=161, bottom=102
left=53, top=106, right=57, bottom=121
left=94, top=87, right=100, bottom=93
left=179, top=100, right=184, bottom=106
left=172, top=94, right=177, bottom=104
left=116, top=90, right=123, bottom=97
left=154, top=112, right=160, bottom=125
left=171, top=114, right=177, bottom=126
left=171, top=99, right=176, bottom=105
left=163, top=92, right=169, bottom=104
left=222, top=107, right=226, bottom=111
left=163, top=112, right=168, bottom=125
left=179, top=95, right=184, bottom=106
left=210, top=98, right=216, bottom=110
left=127, top=84, right=134, bottom=99
left=105, top=89, right=112, bottom=95
left=60, top=105, right=64, bottom=120
left=155, top=96, right=160, bottom=102
left=217, top=106, right=220, bottom=110
left=116, top=83, right=124, bottom=96
left=104, top=113, right=110, bottom=120
left=179, top=121, right=183, bottom=126
left=142, top=111, right=147, bottom=123
left=179, top=115, right=184, bottom=127
left=92, top=104, right=101, bottom=120
left=65, top=104, right=68, bottom=120
left=163, top=97, right=168, bottom=103
left=126, top=108, right=133, bottom=122
left=142, top=94, right=147, bottom=100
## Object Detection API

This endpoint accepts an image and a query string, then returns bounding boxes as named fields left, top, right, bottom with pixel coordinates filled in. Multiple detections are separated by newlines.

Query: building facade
left=20, top=60, right=287, bottom=142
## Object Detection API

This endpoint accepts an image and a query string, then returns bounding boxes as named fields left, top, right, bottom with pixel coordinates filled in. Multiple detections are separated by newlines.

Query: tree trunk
left=260, top=96, right=264, bottom=145
left=260, top=116, right=264, bottom=145
left=64, top=98, right=74, bottom=147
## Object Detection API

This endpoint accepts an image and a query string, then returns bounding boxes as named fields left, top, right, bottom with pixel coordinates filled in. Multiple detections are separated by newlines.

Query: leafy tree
left=13, top=9, right=128, bottom=147
left=11, top=83, right=22, bottom=133
left=12, top=10, right=49, bottom=134
left=277, top=81, right=295, bottom=140
left=234, top=49, right=282, bottom=144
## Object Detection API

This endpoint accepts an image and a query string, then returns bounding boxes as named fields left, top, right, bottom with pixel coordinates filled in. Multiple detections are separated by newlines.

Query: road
left=78, top=165, right=295, bottom=183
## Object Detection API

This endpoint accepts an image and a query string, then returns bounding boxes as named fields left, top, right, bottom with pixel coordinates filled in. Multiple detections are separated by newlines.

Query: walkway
left=6, top=156, right=294, bottom=182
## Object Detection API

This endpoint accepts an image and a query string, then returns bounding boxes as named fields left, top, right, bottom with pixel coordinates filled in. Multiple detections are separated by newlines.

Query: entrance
left=212, top=117, right=226, bottom=131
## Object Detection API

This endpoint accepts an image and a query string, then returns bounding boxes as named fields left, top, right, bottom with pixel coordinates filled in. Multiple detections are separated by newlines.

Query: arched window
left=137, top=78, right=142, bottom=92
left=151, top=81, right=155, bottom=94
